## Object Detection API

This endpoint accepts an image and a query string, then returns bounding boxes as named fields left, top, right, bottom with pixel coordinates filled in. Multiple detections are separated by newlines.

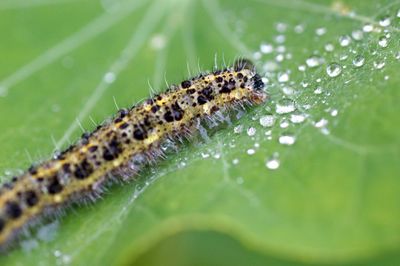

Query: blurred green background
left=0, top=0, right=399, bottom=265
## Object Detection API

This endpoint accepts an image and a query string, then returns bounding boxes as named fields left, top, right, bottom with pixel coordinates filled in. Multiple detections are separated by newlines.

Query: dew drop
left=282, top=86, right=295, bottom=96
left=274, top=35, right=286, bottom=43
left=373, top=60, right=385, bottom=70
left=330, top=109, right=338, bottom=116
left=277, top=72, right=290, bottom=83
left=265, top=154, right=280, bottom=170
left=352, top=55, right=365, bottom=68
left=314, top=118, right=328, bottom=128
left=236, top=177, right=244, bottom=184
left=294, top=24, right=305, bottom=33
left=362, top=24, right=374, bottom=32
left=253, top=51, right=262, bottom=60
left=314, top=86, right=323, bottom=94
left=275, top=54, right=284, bottom=62
left=315, top=27, right=327, bottom=36
left=259, top=115, right=275, bottom=127
left=247, top=149, right=256, bottom=155
left=247, top=127, right=257, bottom=136
left=103, top=72, right=116, bottom=84
left=232, top=158, right=239, bottom=165
left=326, top=63, right=342, bottom=78
left=306, top=56, right=323, bottom=68
left=397, top=9, right=400, bottom=18
left=201, top=152, right=210, bottom=159
left=379, top=16, right=391, bottom=27
left=279, top=134, right=296, bottom=145
left=260, top=43, right=274, bottom=54
left=324, top=43, right=334, bottom=52
left=339, top=53, right=348, bottom=61
left=276, top=98, right=295, bottom=114
left=276, top=45, right=286, bottom=53
left=339, top=35, right=351, bottom=47
left=395, top=51, right=400, bottom=60
left=298, top=65, right=306, bottom=71
left=378, top=36, right=389, bottom=48
left=234, top=125, right=243, bottom=134
left=150, top=34, right=166, bottom=50
left=290, top=112, right=306, bottom=124
left=278, top=119, right=289, bottom=129
left=276, top=22, right=288, bottom=32
left=351, top=30, right=364, bottom=41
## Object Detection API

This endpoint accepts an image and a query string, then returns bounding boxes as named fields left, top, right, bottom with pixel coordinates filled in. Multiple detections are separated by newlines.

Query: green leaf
left=0, top=0, right=399, bottom=265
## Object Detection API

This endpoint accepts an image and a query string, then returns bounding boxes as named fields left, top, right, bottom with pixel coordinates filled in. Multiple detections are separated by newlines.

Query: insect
left=0, top=58, right=266, bottom=249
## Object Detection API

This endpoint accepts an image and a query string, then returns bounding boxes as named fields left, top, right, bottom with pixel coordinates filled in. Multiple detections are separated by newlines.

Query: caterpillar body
left=0, top=59, right=266, bottom=249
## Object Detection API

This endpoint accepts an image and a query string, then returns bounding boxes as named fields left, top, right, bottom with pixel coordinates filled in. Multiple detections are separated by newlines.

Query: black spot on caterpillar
left=0, top=58, right=266, bottom=250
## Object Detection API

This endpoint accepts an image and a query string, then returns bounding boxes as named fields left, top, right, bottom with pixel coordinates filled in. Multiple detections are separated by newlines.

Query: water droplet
left=213, top=153, right=221, bottom=159
left=232, top=158, right=239, bottom=165
left=236, top=177, right=244, bottom=184
left=247, top=127, right=257, bottom=136
left=234, top=125, right=243, bottom=134
left=263, top=61, right=279, bottom=72
left=274, top=35, right=286, bottom=43
left=62, top=255, right=71, bottom=264
left=306, top=56, right=323, bottom=68
left=373, top=60, right=385, bottom=70
left=314, top=86, right=323, bottom=94
left=247, top=149, right=256, bottom=155
left=150, top=34, right=166, bottom=50
left=379, top=16, right=391, bottom=27
left=275, top=54, right=284, bottom=62
left=314, top=118, right=328, bottom=128
left=324, top=43, right=334, bottom=52
left=362, top=24, right=374, bottom=32
left=282, top=86, right=295, bottom=95
left=378, top=36, right=389, bottom=48
left=330, top=109, right=338, bottom=116
left=259, top=115, right=275, bottom=127
left=279, top=133, right=296, bottom=145
left=260, top=43, right=273, bottom=54
left=253, top=51, right=262, bottom=60
left=265, top=154, right=280, bottom=170
left=339, top=53, right=348, bottom=61
left=277, top=72, right=290, bottom=83
left=339, top=35, right=351, bottom=47
left=276, top=98, right=295, bottom=114
left=290, top=112, right=306, bottom=123
left=298, top=65, right=306, bottom=71
left=395, top=51, right=400, bottom=60
left=294, top=24, right=305, bottom=33
left=276, top=22, right=287, bottom=32
left=397, top=9, right=400, bottom=18
left=352, top=55, right=365, bottom=67
left=103, top=72, right=116, bottom=84
left=201, top=152, right=210, bottom=159
left=315, top=27, right=327, bottom=36
left=351, top=30, right=363, bottom=41
left=276, top=45, right=286, bottom=53
left=326, top=63, right=342, bottom=78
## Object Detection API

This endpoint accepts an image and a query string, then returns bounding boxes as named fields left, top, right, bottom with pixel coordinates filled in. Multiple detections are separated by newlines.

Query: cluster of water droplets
left=199, top=6, right=400, bottom=174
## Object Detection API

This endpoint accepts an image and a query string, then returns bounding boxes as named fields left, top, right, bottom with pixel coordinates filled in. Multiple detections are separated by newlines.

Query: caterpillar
left=0, top=59, right=266, bottom=250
